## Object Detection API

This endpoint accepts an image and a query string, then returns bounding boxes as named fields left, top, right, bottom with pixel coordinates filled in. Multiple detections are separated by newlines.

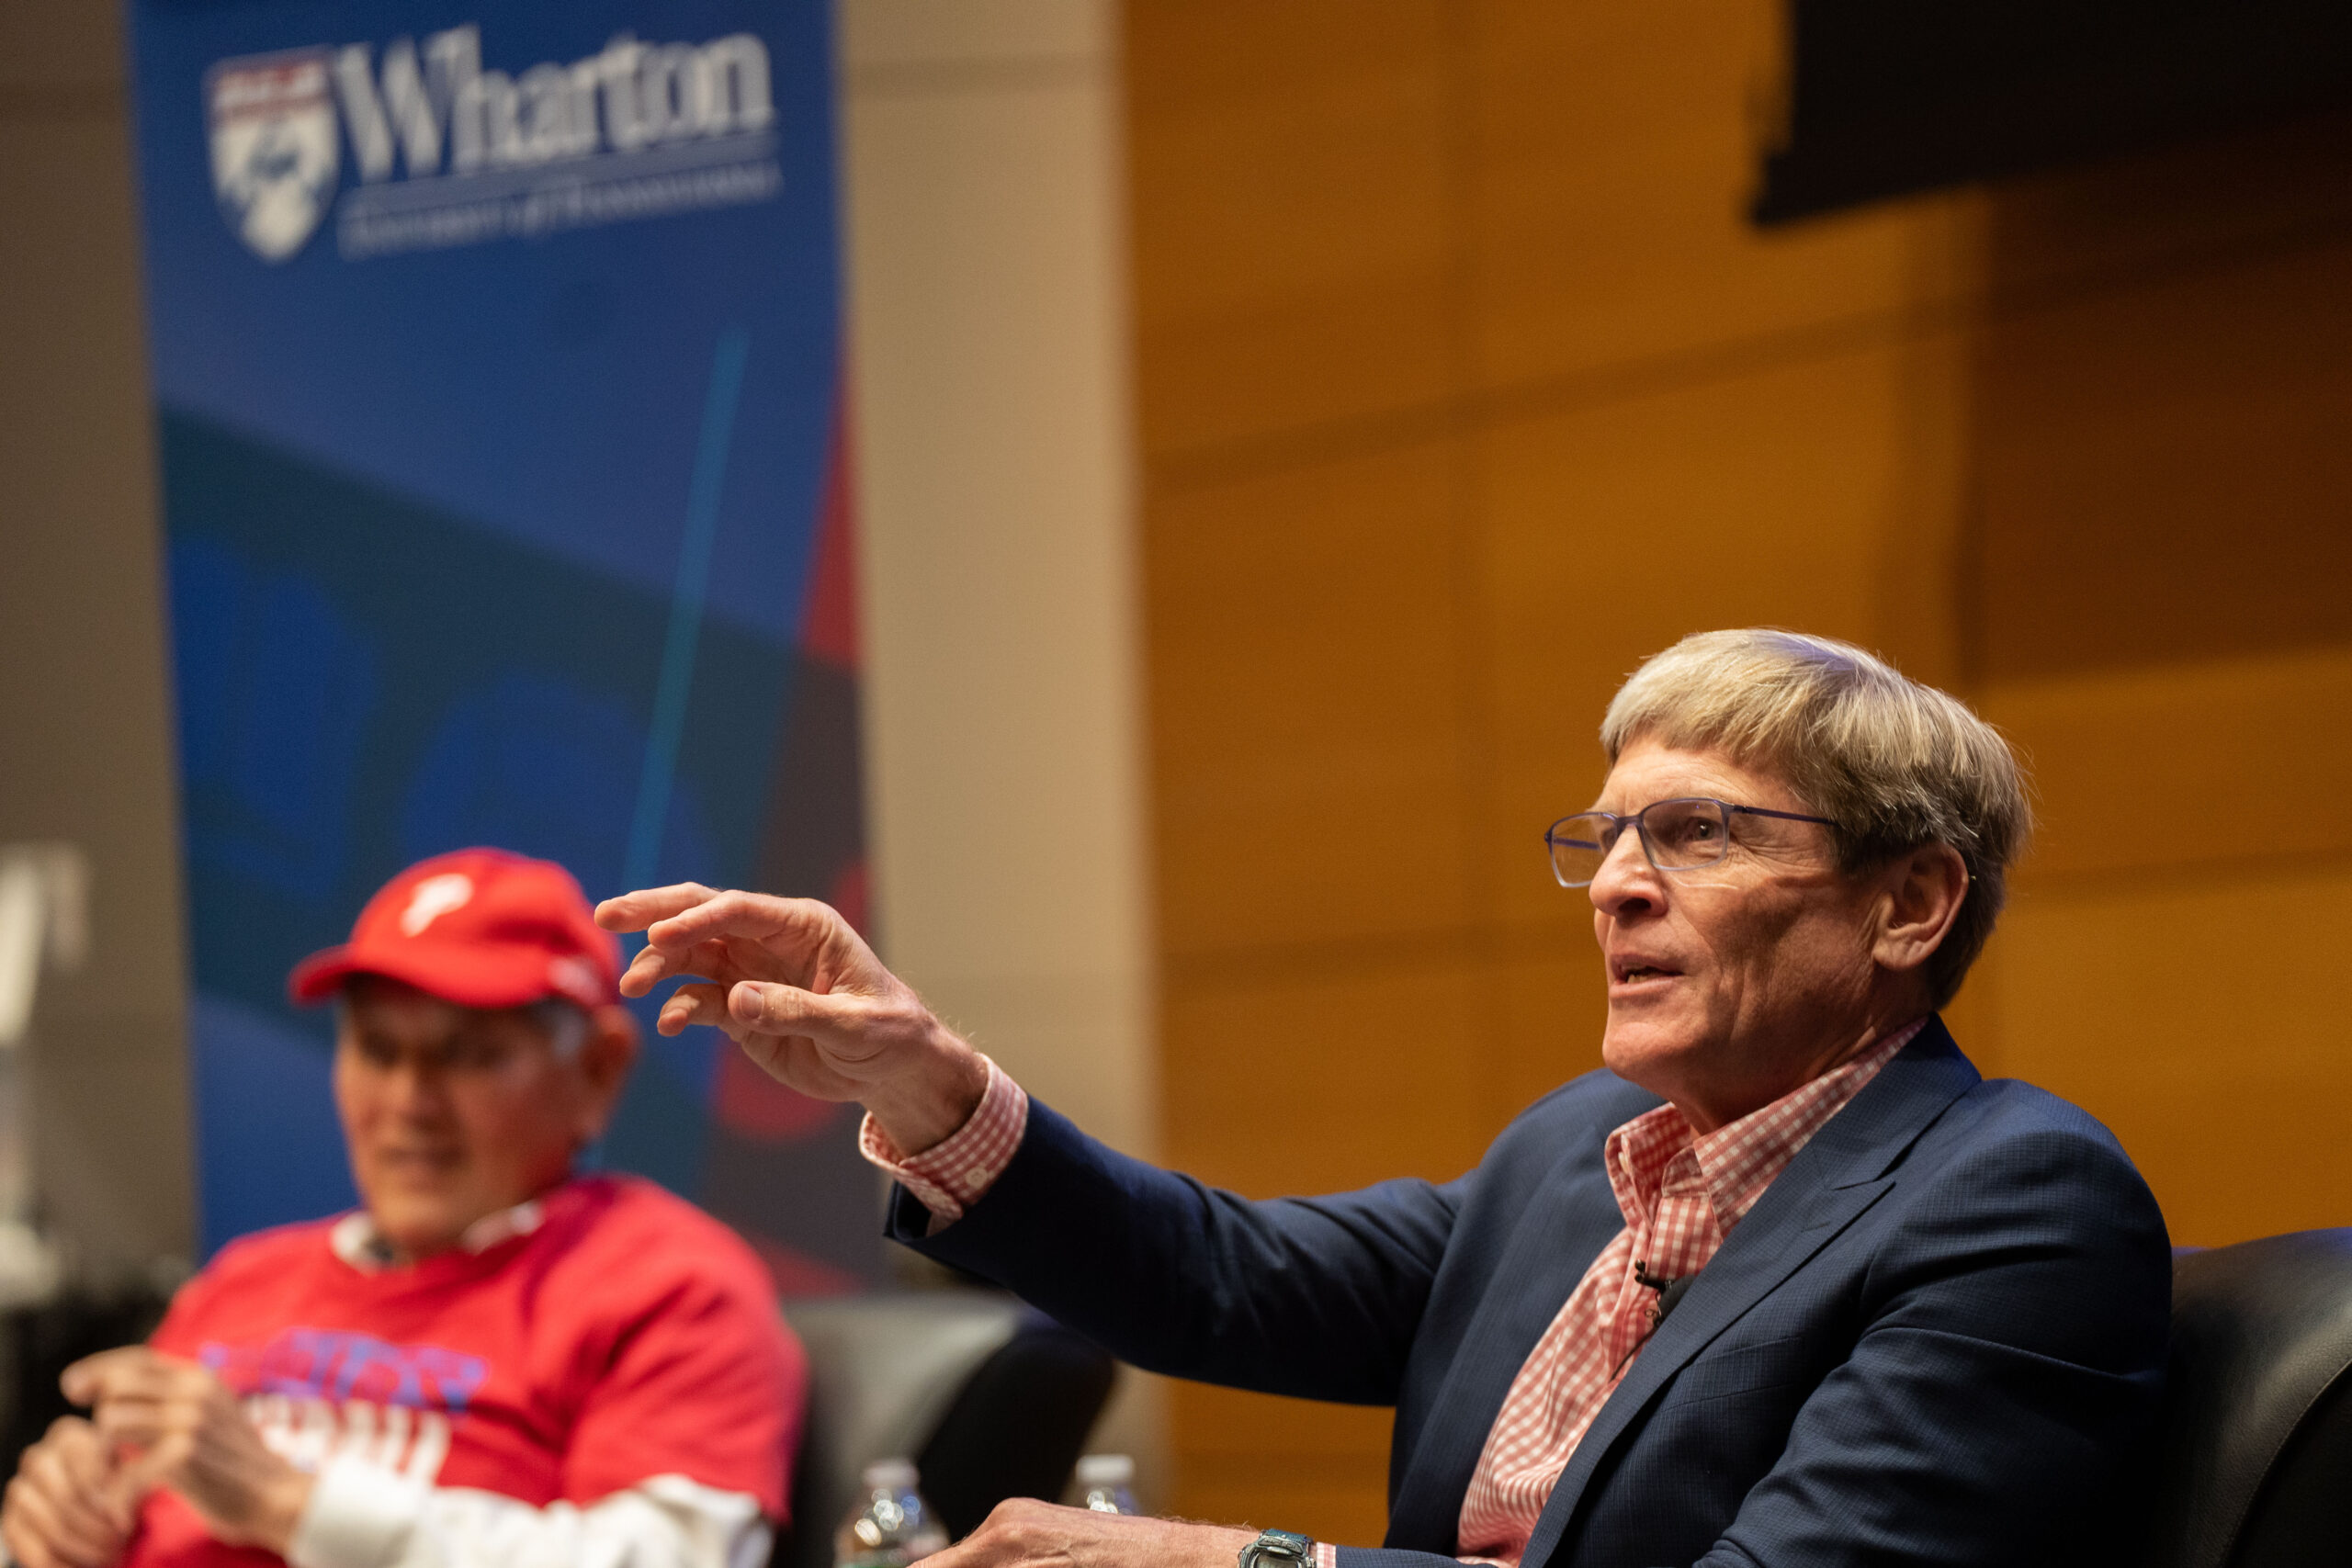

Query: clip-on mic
left=1633, top=1259, right=1693, bottom=1327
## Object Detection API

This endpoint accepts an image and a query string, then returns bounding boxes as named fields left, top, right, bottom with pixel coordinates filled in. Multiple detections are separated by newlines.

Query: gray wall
left=838, top=0, right=1162, bottom=1499
left=0, top=0, right=196, bottom=1275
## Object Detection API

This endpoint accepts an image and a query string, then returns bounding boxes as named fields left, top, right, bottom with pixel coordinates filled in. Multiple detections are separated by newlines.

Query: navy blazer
left=889, top=1019, right=2171, bottom=1568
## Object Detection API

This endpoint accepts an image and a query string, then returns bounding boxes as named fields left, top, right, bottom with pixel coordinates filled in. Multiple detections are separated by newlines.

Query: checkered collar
left=1604, top=1018, right=1924, bottom=1238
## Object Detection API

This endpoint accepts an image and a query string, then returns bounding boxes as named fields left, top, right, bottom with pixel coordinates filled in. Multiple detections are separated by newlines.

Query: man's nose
left=1588, top=827, right=1663, bottom=919
left=378, top=1055, right=452, bottom=1113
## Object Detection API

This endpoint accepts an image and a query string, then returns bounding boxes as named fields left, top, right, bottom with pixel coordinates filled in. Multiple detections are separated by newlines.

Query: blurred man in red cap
left=1, top=849, right=806, bottom=1568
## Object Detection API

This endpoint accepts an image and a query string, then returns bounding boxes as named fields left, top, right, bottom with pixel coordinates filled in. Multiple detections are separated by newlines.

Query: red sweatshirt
left=130, top=1175, right=805, bottom=1568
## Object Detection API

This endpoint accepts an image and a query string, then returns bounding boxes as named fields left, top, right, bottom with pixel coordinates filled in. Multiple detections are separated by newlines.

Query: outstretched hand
left=596, top=885, right=989, bottom=1154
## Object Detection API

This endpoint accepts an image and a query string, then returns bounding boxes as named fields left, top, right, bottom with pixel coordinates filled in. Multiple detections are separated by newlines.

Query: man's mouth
left=374, top=1147, right=460, bottom=1171
left=1610, top=958, right=1683, bottom=984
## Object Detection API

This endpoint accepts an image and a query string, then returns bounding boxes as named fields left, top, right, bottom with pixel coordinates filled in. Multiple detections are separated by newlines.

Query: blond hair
left=1600, top=629, right=2030, bottom=1009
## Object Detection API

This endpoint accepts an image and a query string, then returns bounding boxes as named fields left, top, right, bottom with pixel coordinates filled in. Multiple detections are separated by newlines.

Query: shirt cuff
left=857, top=1054, right=1029, bottom=1227
left=1315, top=1545, right=1338, bottom=1568
left=286, top=1458, right=424, bottom=1568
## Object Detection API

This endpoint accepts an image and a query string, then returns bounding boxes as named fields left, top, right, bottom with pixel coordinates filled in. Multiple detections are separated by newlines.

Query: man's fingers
left=18, top=1421, right=131, bottom=1539
left=39, top=1434, right=116, bottom=1512
left=87, top=1398, right=180, bottom=1449
left=724, top=981, right=864, bottom=1048
left=654, top=983, right=733, bottom=1038
left=59, top=1348, right=161, bottom=1407
left=622, top=935, right=767, bottom=1003
left=593, top=883, right=718, bottom=934
left=908, top=1531, right=1004, bottom=1568
left=917, top=1500, right=1081, bottom=1568
left=0, top=1507, right=53, bottom=1568
left=642, top=889, right=841, bottom=959
left=114, top=1434, right=193, bottom=1503
left=4, top=1477, right=121, bottom=1568
left=35, top=1421, right=110, bottom=1483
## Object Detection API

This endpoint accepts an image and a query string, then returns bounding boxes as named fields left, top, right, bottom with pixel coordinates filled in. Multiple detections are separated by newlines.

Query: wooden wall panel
left=1978, top=648, right=2352, bottom=885
left=1125, top=0, right=1462, bottom=457
left=1163, top=957, right=1496, bottom=1196
left=1175, top=1387, right=1394, bottom=1548
left=1973, top=648, right=2352, bottom=1244
left=1990, top=867, right=2352, bottom=1246
left=1973, top=236, right=2352, bottom=680
left=1467, top=0, right=1976, bottom=389
left=1148, top=439, right=1476, bottom=964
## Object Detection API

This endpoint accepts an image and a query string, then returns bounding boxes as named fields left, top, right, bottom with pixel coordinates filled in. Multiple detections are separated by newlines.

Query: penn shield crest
left=207, top=49, right=338, bottom=261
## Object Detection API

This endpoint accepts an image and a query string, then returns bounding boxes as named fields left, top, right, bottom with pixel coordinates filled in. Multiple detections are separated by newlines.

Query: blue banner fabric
left=124, top=0, right=877, bottom=1292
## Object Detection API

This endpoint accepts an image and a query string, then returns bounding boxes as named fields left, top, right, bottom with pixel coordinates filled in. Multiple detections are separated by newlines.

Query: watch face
left=1248, top=1529, right=1313, bottom=1562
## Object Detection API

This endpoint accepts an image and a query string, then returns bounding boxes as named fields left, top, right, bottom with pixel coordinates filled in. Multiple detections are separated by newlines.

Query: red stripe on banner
left=799, top=390, right=859, bottom=671
left=715, top=1047, right=845, bottom=1141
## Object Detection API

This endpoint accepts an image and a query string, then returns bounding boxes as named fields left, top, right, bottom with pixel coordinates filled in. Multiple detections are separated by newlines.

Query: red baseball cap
left=288, top=848, right=620, bottom=1010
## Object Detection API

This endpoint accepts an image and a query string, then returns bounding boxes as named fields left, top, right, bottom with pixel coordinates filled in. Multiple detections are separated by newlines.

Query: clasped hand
left=0, top=1348, right=311, bottom=1568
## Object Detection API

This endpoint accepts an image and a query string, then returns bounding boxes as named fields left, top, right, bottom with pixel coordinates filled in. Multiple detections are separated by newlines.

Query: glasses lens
left=1640, top=798, right=1732, bottom=869
left=1546, top=815, right=1612, bottom=887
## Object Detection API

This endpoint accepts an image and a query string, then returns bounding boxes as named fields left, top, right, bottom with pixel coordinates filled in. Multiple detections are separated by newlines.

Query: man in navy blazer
left=605, top=629, right=2171, bottom=1568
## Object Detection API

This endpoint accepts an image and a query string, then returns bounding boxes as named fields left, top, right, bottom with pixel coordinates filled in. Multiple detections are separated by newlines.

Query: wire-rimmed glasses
left=1544, top=797, right=1840, bottom=888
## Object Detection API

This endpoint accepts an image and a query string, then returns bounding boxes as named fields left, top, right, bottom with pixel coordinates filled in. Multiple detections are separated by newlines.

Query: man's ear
left=1872, top=842, right=1969, bottom=980
left=574, top=1004, right=640, bottom=1142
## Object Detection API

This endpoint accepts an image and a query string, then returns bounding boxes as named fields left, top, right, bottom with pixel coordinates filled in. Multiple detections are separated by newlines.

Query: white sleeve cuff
left=287, top=1457, right=426, bottom=1568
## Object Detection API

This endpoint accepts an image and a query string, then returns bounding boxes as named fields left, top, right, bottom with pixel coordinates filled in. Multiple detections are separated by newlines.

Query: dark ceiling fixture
left=1753, top=0, right=2352, bottom=225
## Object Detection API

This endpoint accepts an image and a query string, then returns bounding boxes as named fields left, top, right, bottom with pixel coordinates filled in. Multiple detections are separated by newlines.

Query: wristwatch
left=1238, top=1529, right=1317, bottom=1568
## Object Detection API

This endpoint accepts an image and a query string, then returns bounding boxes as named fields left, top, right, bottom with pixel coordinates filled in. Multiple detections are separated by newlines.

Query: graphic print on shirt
left=200, top=1327, right=489, bottom=1483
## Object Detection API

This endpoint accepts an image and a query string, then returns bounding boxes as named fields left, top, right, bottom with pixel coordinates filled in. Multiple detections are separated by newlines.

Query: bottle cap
left=1075, top=1453, right=1134, bottom=1485
left=863, top=1459, right=920, bottom=1491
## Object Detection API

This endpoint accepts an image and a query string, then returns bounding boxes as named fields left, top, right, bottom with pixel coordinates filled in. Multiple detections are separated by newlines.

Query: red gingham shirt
left=858, top=1054, right=1032, bottom=1227
left=861, top=1022, right=1921, bottom=1565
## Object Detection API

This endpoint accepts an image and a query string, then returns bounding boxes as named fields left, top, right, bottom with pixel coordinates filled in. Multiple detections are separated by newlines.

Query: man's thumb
left=728, top=980, right=828, bottom=1033
left=59, top=1358, right=100, bottom=1405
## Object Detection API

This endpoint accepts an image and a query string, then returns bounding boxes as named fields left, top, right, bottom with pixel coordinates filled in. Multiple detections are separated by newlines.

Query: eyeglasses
left=1543, top=797, right=1840, bottom=888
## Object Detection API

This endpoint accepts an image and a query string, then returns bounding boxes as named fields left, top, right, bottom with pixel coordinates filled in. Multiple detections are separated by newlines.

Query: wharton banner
left=125, top=0, right=876, bottom=1291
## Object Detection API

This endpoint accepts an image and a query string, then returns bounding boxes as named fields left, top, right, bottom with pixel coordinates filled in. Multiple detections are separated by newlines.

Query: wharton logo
left=205, top=24, right=781, bottom=263
left=207, top=50, right=339, bottom=260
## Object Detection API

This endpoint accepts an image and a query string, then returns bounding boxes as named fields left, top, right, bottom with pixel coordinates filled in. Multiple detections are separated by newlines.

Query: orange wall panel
left=1125, top=0, right=1464, bottom=459
left=1147, top=437, right=1478, bottom=963
left=1990, top=869, right=2352, bottom=1246
left=1467, top=0, right=1975, bottom=389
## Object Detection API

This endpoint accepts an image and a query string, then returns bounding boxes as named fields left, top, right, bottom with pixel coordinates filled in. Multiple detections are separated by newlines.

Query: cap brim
left=287, top=943, right=572, bottom=1010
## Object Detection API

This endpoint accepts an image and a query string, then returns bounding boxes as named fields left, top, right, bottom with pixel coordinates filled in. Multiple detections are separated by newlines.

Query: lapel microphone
left=1634, top=1259, right=1694, bottom=1326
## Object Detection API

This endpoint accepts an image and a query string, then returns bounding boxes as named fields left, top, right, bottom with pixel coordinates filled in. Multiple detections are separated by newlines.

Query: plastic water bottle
left=1075, top=1453, right=1139, bottom=1516
left=834, top=1459, right=949, bottom=1568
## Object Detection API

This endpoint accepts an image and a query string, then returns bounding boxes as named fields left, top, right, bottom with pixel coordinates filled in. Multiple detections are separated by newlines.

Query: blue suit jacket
left=888, top=1019, right=2171, bottom=1568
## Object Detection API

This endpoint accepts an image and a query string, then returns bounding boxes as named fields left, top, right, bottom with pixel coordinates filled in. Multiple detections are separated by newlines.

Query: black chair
left=2143, top=1229, right=2352, bottom=1568
left=775, top=1292, right=1118, bottom=1568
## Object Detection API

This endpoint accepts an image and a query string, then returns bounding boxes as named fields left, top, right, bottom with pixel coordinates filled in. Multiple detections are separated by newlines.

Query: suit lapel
left=1514, top=1021, right=1980, bottom=1568
left=1386, top=1111, right=1634, bottom=1550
